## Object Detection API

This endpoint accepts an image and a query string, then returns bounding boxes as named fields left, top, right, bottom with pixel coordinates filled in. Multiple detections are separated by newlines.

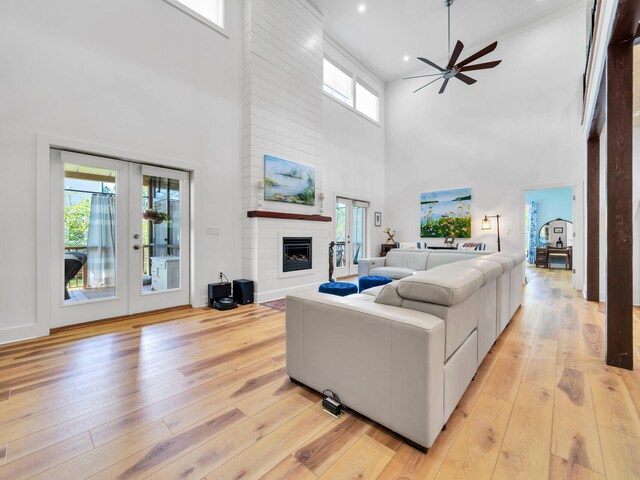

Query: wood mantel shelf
left=246, top=210, right=332, bottom=222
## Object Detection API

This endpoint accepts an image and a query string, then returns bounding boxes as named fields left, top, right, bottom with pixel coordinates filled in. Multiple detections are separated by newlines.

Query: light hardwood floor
left=0, top=267, right=639, bottom=479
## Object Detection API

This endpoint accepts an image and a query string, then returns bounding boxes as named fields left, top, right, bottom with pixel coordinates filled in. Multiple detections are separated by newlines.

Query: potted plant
left=143, top=209, right=170, bottom=225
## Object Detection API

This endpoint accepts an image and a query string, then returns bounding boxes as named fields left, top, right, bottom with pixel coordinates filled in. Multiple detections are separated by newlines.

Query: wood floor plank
left=234, top=375, right=299, bottom=417
left=548, top=454, right=605, bottom=480
left=551, top=366, right=605, bottom=474
left=87, top=406, right=246, bottom=480
left=493, top=383, right=554, bottom=479
left=5, top=358, right=281, bottom=461
left=598, top=426, right=640, bottom=479
left=521, top=339, right=558, bottom=390
left=434, top=393, right=513, bottom=480
left=205, top=403, right=334, bottom=480
left=294, top=413, right=370, bottom=476
left=89, top=358, right=283, bottom=447
left=317, top=434, right=395, bottom=480
left=29, top=419, right=172, bottom=480
left=589, top=366, right=640, bottom=437
left=261, top=455, right=317, bottom=480
left=161, top=366, right=287, bottom=433
left=482, top=339, right=531, bottom=403
left=147, top=393, right=315, bottom=480
left=0, top=431, right=93, bottom=480
left=376, top=410, right=466, bottom=480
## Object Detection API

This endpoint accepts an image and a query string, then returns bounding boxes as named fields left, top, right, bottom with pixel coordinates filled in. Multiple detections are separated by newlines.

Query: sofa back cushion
left=480, top=253, right=516, bottom=270
left=374, top=283, right=404, bottom=307
left=425, top=250, right=489, bottom=270
left=454, top=258, right=503, bottom=285
left=396, top=265, right=483, bottom=306
left=385, top=250, right=429, bottom=271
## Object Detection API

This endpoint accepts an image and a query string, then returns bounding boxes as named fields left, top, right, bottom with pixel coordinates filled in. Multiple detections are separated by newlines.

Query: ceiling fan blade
left=455, top=72, right=477, bottom=85
left=456, top=41, right=498, bottom=69
left=413, top=77, right=442, bottom=93
left=460, top=60, right=502, bottom=72
left=438, top=78, right=450, bottom=94
left=418, top=57, right=445, bottom=72
left=403, top=73, right=443, bottom=80
left=447, top=41, right=464, bottom=69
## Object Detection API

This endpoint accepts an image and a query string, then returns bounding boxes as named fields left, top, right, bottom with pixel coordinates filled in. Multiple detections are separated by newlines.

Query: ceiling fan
left=404, top=0, right=502, bottom=94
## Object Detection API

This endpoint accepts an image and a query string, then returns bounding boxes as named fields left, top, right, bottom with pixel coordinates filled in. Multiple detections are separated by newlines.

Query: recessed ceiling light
left=358, top=4, right=366, bottom=13
left=403, top=55, right=410, bottom=62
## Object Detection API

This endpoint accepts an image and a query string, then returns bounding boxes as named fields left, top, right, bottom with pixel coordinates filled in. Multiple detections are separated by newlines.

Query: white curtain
left=87, top=194, right=116, bottom=288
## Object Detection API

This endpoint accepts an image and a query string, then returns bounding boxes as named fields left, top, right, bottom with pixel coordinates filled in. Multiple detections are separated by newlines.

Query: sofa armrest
left=358, top=257, right=386, bottom=277
left=286, top=291, right=445, bottom=449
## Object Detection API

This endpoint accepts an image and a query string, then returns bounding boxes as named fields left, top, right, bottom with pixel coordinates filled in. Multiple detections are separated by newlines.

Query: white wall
left=0, top=0, right=244, bottom=342
left=322, top=37, right=387, bottom=258
left=385, top=8, right=586, bottom=280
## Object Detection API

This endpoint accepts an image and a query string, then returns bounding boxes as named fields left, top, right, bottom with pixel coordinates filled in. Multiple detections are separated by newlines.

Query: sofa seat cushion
left=370, top=266, right=414, bottom=279
left=455, top=258, right=503, bottom=285
left=396, top=266, right=483, bottom=306
left=346, top=293, right=376, bottom=302
left=384, top=249, right=429, bottom=270
left=360, top=280, right=398, bottom=298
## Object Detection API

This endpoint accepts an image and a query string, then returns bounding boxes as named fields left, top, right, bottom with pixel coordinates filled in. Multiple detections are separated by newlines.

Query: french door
left=50, top=150, right=190, bottom=328
left=334, top=197, right=368, bottom=278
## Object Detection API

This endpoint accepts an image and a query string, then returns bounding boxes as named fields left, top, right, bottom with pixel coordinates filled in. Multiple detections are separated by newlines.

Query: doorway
left=335, top=197, right=368, bottom=278
left=50, top=150, right=190, bottom=328
left=523, top=186, right=575, bottom=273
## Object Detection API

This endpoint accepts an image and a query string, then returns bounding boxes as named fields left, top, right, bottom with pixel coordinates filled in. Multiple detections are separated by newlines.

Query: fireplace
left=282, top=237, right=312, bottom=272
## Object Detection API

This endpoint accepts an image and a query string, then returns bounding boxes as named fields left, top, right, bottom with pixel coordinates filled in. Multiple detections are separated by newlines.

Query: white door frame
left=27, top=133, right=198, bottom=342
left=519, top=181, right=583, bottom=291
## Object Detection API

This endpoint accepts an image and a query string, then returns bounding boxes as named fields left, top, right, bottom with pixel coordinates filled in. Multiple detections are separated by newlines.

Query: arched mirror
left=538, top=218, right=573, bottom=248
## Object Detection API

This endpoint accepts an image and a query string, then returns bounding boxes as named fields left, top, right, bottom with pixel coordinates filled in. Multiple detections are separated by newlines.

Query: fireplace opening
left=283, top=237, right=312, bottom=273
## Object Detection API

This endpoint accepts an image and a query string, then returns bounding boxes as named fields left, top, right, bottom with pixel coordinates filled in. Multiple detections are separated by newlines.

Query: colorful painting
left=264, top=155, right=315, bottom=206
left=420, top=187, right=472, bottom=238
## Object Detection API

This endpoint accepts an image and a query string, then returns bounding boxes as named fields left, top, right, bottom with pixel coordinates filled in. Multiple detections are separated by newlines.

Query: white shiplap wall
left=242, top=0, right=330, bottom=301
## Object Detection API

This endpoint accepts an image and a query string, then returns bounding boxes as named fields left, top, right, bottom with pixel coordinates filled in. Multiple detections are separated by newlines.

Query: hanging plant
left=143, top=209, right=170, bottom=225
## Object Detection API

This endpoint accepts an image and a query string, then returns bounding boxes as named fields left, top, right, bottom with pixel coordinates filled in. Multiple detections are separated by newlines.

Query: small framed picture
left=374, top=211, right=382, bottom=227
left=553, top=227, right=564, bottom=233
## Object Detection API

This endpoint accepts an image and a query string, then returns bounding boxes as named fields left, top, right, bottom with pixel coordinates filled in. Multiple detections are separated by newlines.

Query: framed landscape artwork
left=420, top=187, right=472, bottom=238
left=264, top=155, right=315, bottom=206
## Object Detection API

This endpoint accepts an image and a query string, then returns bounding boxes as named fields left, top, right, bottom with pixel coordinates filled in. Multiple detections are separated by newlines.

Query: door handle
left=133, top=244, right=141, bottom=250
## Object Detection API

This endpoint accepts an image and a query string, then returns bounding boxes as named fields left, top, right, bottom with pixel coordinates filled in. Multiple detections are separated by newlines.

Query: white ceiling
left=316, top=0, right=590, bottom=82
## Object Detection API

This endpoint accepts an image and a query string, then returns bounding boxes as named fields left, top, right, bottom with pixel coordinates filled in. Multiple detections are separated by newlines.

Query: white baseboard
left=255, top=282, right=323, bottom=303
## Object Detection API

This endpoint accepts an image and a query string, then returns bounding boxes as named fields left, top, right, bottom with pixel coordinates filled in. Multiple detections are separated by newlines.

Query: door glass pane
left=64, top=163, right=117, bottom=303
left=335, top=202, right=347, bottom=268
left=352, top=206, right=365, bottom=265
left=143, top=175, right=181, bottom=292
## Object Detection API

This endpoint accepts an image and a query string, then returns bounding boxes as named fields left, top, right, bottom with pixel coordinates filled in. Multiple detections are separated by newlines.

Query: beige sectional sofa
left=286, top=251, right=526, bottom=451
